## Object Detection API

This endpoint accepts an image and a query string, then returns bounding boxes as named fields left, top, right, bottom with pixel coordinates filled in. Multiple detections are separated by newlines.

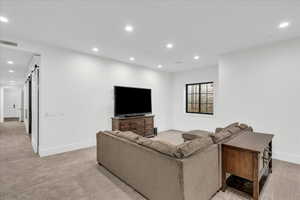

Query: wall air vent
left=0, top=40, right=18, bottom=47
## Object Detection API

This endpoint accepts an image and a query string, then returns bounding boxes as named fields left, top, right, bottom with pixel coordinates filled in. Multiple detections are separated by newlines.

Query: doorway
left=3, top=87, right=22, bottom=122
left=0, top=45, right=40, bottom=155
left=24, top=64, right=40, bottom=154
left=28, top=75, right=32, bottom=135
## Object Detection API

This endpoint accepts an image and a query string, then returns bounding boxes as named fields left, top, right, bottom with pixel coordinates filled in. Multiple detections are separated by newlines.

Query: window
left=186, top=82, right=214, bottom=114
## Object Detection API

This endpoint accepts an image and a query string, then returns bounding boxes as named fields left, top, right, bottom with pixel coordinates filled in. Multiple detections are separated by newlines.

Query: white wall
left=218, top=38, right=300, bottom=164
left=171, top=38, right=300, bottom=164
left=170, top=66, right=219, bottom=132
left=23, top=83, right=29, bottom=133
left=13, top=37, right=300, bottom=164
left=34, top=45, right=172, bottom=156
left=0, top=87, right=3, bottom=123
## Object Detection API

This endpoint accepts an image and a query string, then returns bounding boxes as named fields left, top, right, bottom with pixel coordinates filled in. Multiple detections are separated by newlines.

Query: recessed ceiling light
left=7, top=61, right=14, bottom=64
left=125, top=25, right=134, bottom=32
left=278, top=21, right=290, bottom=29
left=8, top=70, right=14, bottom=73
left=0, top=16, right=9, bottom=23
left=193, top=55, right=200, bottom=60
left=9, top=80, right=15, bottom=83
left=166, top=43, right=174, bottom=49
left=92, top=47, right=99, bottom=52
left=157, top=64, right=163, bottom=68
left=129, top=57, right=135, bottom=61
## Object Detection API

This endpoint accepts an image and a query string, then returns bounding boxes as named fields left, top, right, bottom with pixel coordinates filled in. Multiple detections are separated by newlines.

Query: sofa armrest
left=182, top=133, right=202, bottom=142
left=96, top=131, right=104, bottom=164
left=215, top=127, right=223, bottom=133
left=181, top=144, right=220, bottom=200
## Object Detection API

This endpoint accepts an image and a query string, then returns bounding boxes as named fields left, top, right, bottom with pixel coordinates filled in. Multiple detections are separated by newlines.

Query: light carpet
left=1, top=122, right=300, bottom=200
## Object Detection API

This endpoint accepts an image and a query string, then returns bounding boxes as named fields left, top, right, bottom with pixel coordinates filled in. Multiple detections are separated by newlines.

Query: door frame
left=28, top=75, right=32, bottom=135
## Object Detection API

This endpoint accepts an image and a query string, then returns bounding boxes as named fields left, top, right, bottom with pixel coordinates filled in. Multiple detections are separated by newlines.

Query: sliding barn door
left=31, top=66, right=39, bottom=154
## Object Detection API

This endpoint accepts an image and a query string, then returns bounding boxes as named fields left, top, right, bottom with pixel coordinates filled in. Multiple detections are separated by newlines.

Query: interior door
left=28, top=76, right=32, bottom=134
left=4, top=88, right=21, bottom=119
left=31, top=66, right=39, bottom=154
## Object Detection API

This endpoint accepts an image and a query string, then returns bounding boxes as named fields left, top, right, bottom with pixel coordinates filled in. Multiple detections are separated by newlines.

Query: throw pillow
left=223, top=122, right=239, bottom=131
left=138, top=138, right=179, bottom=157
left=215, top=127, right=223, bottom=133
left=176, top=137, right=213, bottom=158
left=239, top=123, right=249, bottom=130
left=210, top=130, right=231, bottom=143
left=227, top=126, right=242, bottom=134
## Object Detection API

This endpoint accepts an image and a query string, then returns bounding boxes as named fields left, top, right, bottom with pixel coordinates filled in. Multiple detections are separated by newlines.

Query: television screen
left=114, top=86, right=152, bottom=116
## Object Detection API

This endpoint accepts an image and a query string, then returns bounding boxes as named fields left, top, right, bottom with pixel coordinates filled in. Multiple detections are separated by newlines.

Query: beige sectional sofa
left=96, top=122, right=254, bottom=200
left=97, top=131, right=220, bottom=200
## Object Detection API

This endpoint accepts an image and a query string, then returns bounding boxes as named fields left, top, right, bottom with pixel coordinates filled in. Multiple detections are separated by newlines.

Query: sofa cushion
left=105, top=130, right=121, bottom=136
left=118, top=131, right=140, bottom=142
left=210, top=130, right=231, bottom=143
left=138, top=137, right=179, bottom=157
left=223, top=122, right=239, bottom=130
left=182, top=130, right=212, bottom=141
left=215, top=127, right=223, bottom=133
left=136, top=136, right=150, bottom=144
left=239, top=123, right=249, bottom=130
left=176, top=137, right=213, bottom=158
left=105, top=130, right=140, bottom=142
left=227, top=126, right=242, bottom=134
left=245, top=126, right=253, bottom=132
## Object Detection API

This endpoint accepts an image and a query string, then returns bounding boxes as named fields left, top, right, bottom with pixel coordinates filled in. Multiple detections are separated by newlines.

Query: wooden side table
left=222, top=132, right=274, bottom=200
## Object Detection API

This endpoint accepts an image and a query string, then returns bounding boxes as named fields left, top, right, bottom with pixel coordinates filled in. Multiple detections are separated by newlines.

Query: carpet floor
left=1, top=122, right=300, bottom=200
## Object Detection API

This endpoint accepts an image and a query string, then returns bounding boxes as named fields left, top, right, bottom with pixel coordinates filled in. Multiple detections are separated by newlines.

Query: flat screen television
left=114, top=86, right=152, bottom=117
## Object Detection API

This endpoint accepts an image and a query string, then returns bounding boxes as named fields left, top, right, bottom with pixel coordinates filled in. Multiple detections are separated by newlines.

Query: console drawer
left=145, top=118, right=153, bottom=125
left=112, top=116, right=154, bottom=137
left=145, top=124, right=153, bottom=130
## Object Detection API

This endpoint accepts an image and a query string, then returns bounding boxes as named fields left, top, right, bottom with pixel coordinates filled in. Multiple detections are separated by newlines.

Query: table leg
left=253, top=153, right=259, bottom=200
left=222, top=146, right=227, bottom=192
left=269, top=141, right=273, bottom=173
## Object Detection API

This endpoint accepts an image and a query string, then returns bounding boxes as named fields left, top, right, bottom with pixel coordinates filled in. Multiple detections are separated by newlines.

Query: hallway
left=0, top=122, right=34, bottom=163
left=1, top=122, right=300, bottom=200
left=0, top=122, right=144, bottom=200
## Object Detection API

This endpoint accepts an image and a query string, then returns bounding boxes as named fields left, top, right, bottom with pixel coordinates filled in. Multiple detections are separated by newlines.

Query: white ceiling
left=0, top=0, right=300, bottom=71
left=0, top=45, right=33, bottom=86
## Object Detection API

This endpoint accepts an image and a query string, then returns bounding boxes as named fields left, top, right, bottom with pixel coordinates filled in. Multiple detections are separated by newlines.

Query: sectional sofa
left=96, top=122, right=253, bottom=200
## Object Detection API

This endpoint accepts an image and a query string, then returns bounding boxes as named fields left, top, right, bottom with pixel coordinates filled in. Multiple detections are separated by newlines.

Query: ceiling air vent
left=0, top=40, right=18, bottom=47
left=175, top=60, right=184, bottom=64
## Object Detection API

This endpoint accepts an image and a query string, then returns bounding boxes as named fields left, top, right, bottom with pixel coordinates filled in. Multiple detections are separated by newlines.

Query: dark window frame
left=185, top=82, right=214, bottom=115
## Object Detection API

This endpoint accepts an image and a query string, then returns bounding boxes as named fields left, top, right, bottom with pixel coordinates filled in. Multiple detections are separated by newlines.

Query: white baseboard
left=31, top=138, right=38, bottom=153
left=273, top=151, right=300, bottom=165
left=39, top=139, right=96, bottom=157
